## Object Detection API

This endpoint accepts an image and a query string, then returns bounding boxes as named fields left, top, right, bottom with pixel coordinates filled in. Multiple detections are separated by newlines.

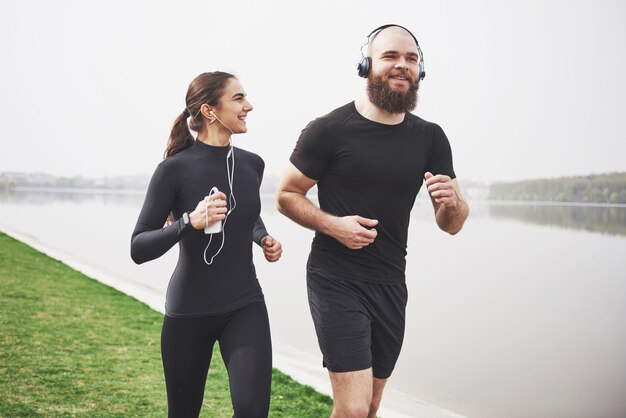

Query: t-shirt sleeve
left=289, top=118, right=333, bottom=181
left=426, top=124, right=456, bottom=179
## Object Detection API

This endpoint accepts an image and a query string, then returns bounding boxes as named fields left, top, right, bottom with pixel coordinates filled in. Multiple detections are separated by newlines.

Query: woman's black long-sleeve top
left=131, top=140, right=269, bottom=318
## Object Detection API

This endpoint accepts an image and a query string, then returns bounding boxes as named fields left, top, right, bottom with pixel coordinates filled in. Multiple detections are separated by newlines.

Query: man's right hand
left=330, top=216, right=378, bottom=250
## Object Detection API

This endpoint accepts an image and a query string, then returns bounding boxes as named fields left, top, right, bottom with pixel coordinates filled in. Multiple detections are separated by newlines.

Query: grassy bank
left=0, top=232, right=332, bottom=417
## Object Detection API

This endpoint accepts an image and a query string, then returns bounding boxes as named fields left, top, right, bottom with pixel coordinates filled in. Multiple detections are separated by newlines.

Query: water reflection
left=489, top=202, right=626, bottom=236
left=0, top=190, right=283, bottom=212
left=0, top=188, right=145, bottom=207
left=3, top=190, right=626, bottom=237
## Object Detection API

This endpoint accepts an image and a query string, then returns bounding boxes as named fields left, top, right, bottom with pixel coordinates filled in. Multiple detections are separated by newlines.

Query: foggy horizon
left=3, top=167, right=626, bottom=187
left=2, top=0, right=625, bottom=184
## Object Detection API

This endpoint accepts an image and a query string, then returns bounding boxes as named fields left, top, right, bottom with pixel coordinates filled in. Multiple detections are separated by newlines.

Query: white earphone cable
left=203, top=138, right=236, bottom=266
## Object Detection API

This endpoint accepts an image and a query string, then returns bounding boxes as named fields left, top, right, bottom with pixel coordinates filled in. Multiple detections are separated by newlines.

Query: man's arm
left=275, top=162, right=329, bottom=233
left=424, top=172, right=469, bottom=235
left=276, top=162, right=378, bottom=250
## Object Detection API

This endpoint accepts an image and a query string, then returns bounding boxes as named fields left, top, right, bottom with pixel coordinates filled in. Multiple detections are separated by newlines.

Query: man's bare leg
left=329, top=369, right=372, bottom=418
left=368, top=377, right=387, bottom=418
left=328, top=369, right=388, bottom=418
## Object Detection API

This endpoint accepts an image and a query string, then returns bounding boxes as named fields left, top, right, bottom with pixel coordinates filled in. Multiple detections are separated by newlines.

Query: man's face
left=367, top=28, right=421, bottom=113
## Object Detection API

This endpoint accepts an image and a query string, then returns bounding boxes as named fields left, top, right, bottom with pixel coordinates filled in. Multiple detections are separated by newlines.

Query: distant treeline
left=0, top=179, right=13, bottom=191
left=489, top=172, right=626, bottom=204
left=0, top=172, right=149, bottom=191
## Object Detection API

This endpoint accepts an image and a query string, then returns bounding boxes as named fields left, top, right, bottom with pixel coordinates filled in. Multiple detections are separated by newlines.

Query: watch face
left=183, top=212, right=189, bottom=224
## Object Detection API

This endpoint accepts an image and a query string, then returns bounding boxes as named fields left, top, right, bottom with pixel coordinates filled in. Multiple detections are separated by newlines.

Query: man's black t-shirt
left=290, top=102, right=456, bottom=283
left=131, top=140, right=268, bottom=317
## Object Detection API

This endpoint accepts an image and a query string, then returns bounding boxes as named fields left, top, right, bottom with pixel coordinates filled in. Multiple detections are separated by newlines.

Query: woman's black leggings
left=161, top=301, right=272, bottom=418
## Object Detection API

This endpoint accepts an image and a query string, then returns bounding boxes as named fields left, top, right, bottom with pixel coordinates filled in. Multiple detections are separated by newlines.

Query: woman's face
left=213, top=78, right=253, bottom=134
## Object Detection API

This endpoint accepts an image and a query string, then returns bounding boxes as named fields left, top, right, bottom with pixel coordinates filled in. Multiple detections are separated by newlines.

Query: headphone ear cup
left=357, top=56, right=371, bottom=78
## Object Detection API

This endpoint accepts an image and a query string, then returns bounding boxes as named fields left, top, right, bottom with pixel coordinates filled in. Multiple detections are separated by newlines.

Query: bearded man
left=276, top=24, right=469, bottom=418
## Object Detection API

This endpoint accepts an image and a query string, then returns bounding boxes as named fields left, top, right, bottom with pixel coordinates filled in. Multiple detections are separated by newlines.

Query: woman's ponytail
left=164, top=110, right=194, bottom=159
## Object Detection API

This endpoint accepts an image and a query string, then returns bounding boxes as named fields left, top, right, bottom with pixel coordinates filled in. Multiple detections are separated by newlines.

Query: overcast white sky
left=1, top=0, right=625, bottom=183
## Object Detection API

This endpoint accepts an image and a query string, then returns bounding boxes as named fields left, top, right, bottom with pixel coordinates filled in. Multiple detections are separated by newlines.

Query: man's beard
left=367, top=72, right=419, bottom=113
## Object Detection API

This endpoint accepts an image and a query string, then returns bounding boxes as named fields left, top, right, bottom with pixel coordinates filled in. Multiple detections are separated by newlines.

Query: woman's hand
left=261, top=236, right=282, bottom=262
left=189, top=192, right=228, bottom=230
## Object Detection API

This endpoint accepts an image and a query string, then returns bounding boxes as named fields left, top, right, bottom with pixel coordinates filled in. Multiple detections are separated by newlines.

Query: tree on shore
left=489, top=172, right=626, bottom=204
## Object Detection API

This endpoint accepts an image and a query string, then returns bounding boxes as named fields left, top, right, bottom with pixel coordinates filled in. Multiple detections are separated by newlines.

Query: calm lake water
left=1, top=189, right=625, bottom=418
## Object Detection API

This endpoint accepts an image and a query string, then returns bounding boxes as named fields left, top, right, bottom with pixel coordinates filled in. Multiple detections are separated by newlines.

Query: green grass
left=0, top=232, right=332, bottom=417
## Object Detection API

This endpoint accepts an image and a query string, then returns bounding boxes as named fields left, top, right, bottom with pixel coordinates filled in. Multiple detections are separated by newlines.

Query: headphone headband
left=366, top=24, right=419, bottom=47
left=357, top=23, right=426, bottom=81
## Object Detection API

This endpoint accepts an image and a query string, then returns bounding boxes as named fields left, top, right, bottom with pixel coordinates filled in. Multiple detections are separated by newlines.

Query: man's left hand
left=424, top=172, right=458, bottom=207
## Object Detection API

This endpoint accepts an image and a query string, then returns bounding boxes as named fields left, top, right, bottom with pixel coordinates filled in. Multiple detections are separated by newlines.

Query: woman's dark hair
left=164, top=71, right=236, bottom=159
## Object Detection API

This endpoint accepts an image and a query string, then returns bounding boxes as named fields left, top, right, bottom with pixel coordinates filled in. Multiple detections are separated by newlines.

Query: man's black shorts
left=306, top=266, right=408, bottom=379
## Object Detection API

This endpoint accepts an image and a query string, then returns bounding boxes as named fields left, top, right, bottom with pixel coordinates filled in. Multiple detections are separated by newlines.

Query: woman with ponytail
left=131, top=71, right=282, bottom=417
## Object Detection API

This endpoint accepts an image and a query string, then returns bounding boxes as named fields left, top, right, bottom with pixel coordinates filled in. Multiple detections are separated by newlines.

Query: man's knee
left=333, top=399, right=371, bottom=418
left=329, top=369, right=375, bottom=418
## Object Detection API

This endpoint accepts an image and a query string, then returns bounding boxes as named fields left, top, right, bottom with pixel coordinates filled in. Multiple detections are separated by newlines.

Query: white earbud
left=207, top=109, right=234, bottom=134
